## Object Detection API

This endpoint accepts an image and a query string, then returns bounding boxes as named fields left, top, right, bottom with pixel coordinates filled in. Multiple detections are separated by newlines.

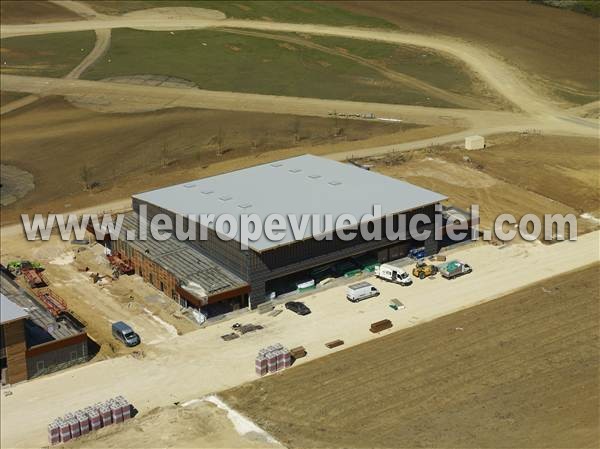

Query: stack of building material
left=255, top=344, right=291, bottom=376
left=290, top=346, right=307, bottom=360
left=47, top=396, right=133, bottom=445
left=325, top=339, right=344, bottom=349
left=47, top=421, right=60, bottom=445
left=370, top=319, right=393, bottom=333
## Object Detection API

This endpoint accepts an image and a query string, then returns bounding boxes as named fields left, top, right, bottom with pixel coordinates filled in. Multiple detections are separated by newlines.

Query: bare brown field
left=0, top=98, right=460, bottom=224
left=440, top=134, right=600, bottom=214
left=333, top=1, right=600, bottom=104
left=222, top=263, right=600, bottom=449
left=0, top=0, right=81, bottom=24
left=368, top=133, right=600, bottom=235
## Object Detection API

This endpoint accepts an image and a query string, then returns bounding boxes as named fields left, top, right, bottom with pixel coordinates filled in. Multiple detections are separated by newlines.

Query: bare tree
left=291, top=117, right=301, bottom=143
left=80, top=165, right=92, bottom=191
left=160, top=142, right=170, bottom=167
left=216, top=127, right=225, bottom=156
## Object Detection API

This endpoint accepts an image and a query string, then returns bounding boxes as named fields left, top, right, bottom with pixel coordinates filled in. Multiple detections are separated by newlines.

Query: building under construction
left=108, top=155, right=471, bottom=316
left=0, top=269, right=88, bottom=384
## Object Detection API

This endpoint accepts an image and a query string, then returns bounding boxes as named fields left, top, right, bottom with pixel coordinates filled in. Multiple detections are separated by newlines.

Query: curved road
left=0, top=0, right=110, bottom=115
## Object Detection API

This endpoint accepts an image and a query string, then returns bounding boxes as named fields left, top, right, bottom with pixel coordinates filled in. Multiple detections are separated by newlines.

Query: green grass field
left=309, top=35, right=477, bottom=96
left=83, top=28, right=476, bottom=107
left=84, top=0, right=396, bottom=27
left=0, top=31, right=96, bottom=78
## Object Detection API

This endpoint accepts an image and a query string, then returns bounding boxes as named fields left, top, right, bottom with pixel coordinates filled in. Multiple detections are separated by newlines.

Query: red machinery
left=22, top=268, right=48, bottom=288
left=107, top=252, right=134, bottom=275
left=35, top=288, right=68, bottom=317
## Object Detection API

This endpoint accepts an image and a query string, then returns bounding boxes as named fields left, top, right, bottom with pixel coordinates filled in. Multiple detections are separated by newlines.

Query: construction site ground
left=64, top=400, right=282, bottom=449
left=2, top=239, right=198, bottom=360
left=1, top=231, right=598, bottom=449
left=223, top=263, right=599, bottom=449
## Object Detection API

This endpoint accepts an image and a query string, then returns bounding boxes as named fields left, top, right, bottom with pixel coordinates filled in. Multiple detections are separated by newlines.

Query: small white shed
left=465, top=135, right=485, bottom=150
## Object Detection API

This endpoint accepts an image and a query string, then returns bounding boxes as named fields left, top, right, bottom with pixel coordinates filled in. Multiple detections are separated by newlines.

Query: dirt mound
left=124, top=7, right=226, bottom=31
left=67, top=75, right=196, bottom=113
left=0, top=164, right=34, bottom=206
left=64, top=400, right=280, bottom=448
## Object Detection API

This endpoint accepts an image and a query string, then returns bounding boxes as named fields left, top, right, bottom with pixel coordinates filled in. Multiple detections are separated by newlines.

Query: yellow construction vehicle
left=412, top=261, right=438, bottom=280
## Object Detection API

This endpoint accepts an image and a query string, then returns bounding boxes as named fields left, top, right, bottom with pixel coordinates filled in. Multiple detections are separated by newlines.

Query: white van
left=375, top=263, right=412, bottom=286
left=346, top=282, right=380, bottom=303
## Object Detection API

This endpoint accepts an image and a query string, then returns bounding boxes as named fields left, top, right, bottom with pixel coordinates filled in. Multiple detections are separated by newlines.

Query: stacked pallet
left=370, top=319, right=393, bottom=333
left=48, top=396, right=132, bottom=445
left=255, top=344, right=291, bottom=376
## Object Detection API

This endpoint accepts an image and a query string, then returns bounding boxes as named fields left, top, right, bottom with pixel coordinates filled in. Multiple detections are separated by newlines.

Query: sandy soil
left=1, top=231, right=598, bottom=449
left=223, top=263, right=600, bottom=448
left=64, top=400, right=281, bottom=449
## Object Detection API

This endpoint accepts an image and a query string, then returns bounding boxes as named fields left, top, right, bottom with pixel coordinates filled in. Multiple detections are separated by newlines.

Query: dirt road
left=0, top=0, right=110, bottom=115
left=0, top=73, right=522, bottom=127
left=0, top=12, right=581, bottom=115
left=1, top=232, right=598, bottom=449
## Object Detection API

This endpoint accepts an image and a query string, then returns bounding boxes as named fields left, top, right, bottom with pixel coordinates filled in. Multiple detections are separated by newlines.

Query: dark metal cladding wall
left=134, top=199, right=436, bottom=306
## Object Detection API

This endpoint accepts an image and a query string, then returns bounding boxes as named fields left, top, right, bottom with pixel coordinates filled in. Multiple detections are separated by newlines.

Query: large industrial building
left=109, top=155, right=464, bottom=316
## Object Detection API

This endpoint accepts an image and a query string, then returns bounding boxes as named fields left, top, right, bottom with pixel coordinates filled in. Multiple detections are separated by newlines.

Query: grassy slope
left=222, top=263, right=600, bottom=448
left=310, top=35, right=477, bottom=96
left=0, top=31, right=96, bottom=78
left=83, top=28, right=473, bottom=107
left=333, top=1, right=599, bottom=105
left=84, top=0, right=395, bottom=28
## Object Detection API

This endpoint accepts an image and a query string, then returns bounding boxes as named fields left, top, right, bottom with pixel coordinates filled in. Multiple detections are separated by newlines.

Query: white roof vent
left=288, top=168, right=302, bottom=174
left=219, top=195, right=232, bottom=202
left=238, top=202, right=252, bottom=209
left=183, top=183, right=196, bottom=188
left=328, top=180, right=342, bottom=186
left=270, top=162, right=283, bottom=167
left=308, top=174, right=322, bottom=180
left=201, top=189, right=214, bottom=195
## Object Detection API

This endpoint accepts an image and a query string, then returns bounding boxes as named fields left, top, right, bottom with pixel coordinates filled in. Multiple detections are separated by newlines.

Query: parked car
left=285, top=301, right=311, bottom=315
left=346, top=282, right=380, bottom=302
left=111, top=321, right=140, bottom=347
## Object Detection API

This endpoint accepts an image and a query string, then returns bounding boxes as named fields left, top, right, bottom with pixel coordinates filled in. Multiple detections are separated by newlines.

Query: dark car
left=285, top=301, right=311, bottom=315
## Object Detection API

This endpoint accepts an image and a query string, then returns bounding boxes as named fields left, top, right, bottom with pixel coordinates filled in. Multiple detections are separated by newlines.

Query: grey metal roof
left=133, top=154, right=447, bottom=252
left=0, top=293, right=28, bottom=324
left=118, top=213, right=247, bottom=296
